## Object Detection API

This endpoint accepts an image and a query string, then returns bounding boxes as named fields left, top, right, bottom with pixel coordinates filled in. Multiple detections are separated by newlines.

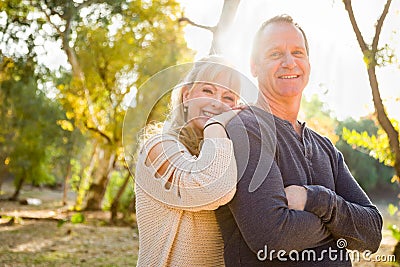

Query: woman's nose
left=210, top=96, right=223, bottom=109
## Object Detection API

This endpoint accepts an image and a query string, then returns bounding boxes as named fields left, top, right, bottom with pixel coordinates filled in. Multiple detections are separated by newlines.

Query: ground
left=0, top=183, right=399, bottom=266
left=0, top=183, right=139, bottom=266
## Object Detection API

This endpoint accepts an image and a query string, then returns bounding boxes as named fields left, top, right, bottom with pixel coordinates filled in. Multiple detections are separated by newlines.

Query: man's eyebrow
left=293, top=46, right=307, bottom=50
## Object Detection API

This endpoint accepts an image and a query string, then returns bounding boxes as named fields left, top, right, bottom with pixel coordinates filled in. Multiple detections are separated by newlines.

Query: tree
left=0, top=56, right=70, bottom=200
left=343, top=0, right=400, bottom=259
left=179, top=0, right=241, bottom=54
left=22, top=0, right=194, bottom=211
left=343, top=0, right=400, bottom=178
left=338, top=117, right=395, bottom=191
left=1, top=0, right=193, bottom=213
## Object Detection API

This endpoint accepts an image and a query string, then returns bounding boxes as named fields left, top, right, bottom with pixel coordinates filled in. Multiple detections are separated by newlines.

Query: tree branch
left=371, top=0, right=392, bottom=51
left=85, top=122, right=112, bottom=144
left=178, top=17, right=215, bottom=32
left=33, top=0, right=62, bottom=35
left=343, top=0, right=368, bottom=52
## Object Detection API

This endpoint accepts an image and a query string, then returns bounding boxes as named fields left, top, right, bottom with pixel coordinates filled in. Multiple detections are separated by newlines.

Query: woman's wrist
left=203, top=121, right=225, bottom=130
left=203, top=119, right=228, bottom=138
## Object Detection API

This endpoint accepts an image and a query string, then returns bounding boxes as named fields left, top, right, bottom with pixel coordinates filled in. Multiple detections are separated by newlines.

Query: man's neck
left=256, top=92, right=302, bottom=134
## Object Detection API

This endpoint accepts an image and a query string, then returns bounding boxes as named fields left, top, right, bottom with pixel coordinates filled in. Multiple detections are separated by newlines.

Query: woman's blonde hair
left=143, top=55, right=241, bottom=155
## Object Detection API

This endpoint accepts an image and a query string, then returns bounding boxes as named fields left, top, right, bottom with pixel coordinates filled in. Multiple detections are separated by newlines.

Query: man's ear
left=250, top=58, right=258, bottom=78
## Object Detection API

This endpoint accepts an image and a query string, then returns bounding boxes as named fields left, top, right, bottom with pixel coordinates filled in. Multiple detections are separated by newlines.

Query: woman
left=135, top=56, right=243, bottom=267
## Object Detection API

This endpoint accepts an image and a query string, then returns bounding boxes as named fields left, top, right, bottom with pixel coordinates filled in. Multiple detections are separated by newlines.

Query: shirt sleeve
left=135, top=134, right=237, bottom=212
left=304, top=149, right=383, bottom=252
left=226, top=116, right=331, bottom=254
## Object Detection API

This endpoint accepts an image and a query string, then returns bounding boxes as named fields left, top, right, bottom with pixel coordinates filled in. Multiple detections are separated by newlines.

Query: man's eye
left=224, top=96, right=235, bottom=101
left=270, top=52, right=281, bottom=58
left=293, top=50, right=304, bottom=56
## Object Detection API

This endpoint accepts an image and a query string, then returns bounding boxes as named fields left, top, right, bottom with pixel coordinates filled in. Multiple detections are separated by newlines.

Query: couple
left=134, top=15, right=382, bottom=266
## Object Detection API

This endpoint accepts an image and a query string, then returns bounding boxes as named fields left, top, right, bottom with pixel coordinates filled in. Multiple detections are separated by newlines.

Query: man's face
left=251, top=22, right=310, bottom=100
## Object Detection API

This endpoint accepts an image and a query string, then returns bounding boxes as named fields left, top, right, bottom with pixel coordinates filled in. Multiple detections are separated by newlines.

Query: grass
left=0, top=184, right=398, bottom=266
left=0, top=218, right=138, bottom=266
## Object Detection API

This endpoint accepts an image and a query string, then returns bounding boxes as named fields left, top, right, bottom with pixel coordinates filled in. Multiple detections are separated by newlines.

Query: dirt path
left=0, top=183, right=398, bottom=266
left=0, top=218, right=138, bottom=266
left=0, top=183, right=138, bottom=266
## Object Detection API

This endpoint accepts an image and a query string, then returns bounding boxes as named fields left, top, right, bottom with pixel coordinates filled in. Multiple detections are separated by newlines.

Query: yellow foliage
left=66, top=111, right=74, bottom=120
left=57, top=120, right=74, bottom=131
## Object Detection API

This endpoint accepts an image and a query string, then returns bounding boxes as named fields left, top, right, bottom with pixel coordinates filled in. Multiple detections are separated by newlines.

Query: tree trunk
left=394, top=241, right=400, bottom=264
left=0, top=164, right=4, bottom=193
left=343, top=0, right=399, bottom=177
left=63, top=160, right=72, bottom=206
left=179, top=0, right=241, bottom=54
left=84, top=145, right=116, bottom=210
left=9, top=176, right=25, bottom=201
left=75, top=141, right=98, bottom=210
left=210, top=0, right=241, bottom=54
left=367, top=67, right=400, bottom=177
left=110, top=171, right=131, bottom=223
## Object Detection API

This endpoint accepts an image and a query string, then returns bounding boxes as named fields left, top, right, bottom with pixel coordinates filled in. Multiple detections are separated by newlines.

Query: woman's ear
left=182, top=85, right=190, bottom=103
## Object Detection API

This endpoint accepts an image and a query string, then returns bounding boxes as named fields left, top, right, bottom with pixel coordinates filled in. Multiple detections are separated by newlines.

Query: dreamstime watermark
left=257, top=238, right=396, bottom=263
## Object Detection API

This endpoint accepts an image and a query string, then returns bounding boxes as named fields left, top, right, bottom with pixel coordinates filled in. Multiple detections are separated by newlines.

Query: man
left=216, top=15, right=383, bottom=266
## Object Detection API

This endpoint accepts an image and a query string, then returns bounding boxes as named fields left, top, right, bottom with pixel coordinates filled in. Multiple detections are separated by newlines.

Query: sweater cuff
left=303, top=185, right=335, bottom=223
left=202, top=138, right=232, bottom=152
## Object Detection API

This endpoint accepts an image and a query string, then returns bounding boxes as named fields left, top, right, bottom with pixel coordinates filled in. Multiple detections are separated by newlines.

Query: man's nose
left=281, top=53, right=296, bottom=69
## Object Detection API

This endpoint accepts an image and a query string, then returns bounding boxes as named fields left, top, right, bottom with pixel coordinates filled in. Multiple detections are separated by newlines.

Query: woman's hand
left=284, top=185, right=307, bottom=210
left=203, top=104, right=247, bottom=138
left=205, top=104, right=247, bottom=128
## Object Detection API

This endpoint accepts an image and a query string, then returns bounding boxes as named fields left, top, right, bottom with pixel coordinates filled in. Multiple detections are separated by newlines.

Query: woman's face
left=183, top=72, right=239, bottom=132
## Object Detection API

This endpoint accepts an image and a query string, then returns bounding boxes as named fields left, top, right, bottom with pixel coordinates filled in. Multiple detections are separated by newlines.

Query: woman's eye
left=202, top=87, right=214, bottom=94
left=224, top=96, right=235, bottom=102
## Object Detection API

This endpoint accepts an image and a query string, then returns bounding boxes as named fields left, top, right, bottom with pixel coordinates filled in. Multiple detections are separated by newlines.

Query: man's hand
left=284, top=185, right=307, bottom=210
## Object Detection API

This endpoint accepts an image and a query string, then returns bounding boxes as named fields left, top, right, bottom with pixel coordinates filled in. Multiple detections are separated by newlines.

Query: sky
left=178, top=0, right=400, bottom=120
left=7, top=0, right=398, bottom=120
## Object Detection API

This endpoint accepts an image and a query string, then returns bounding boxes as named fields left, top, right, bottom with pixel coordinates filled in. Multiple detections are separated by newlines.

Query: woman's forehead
left=193, top=82, right=236, bottom=93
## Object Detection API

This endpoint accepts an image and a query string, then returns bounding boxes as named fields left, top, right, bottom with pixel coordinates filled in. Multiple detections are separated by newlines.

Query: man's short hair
left=251, top=14, right=309, bottom=62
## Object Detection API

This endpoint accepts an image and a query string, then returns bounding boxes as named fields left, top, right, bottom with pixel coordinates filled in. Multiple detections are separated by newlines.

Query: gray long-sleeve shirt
left=216, top=106, right=383, bottom=266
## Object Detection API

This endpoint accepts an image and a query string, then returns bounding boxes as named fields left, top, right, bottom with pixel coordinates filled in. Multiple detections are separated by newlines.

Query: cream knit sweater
left=135, top=134, right=237, bottom=267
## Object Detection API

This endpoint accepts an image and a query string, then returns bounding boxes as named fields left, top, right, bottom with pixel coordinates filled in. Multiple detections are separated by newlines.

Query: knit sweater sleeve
left=304, top=148, right=383, bottom=252
left=135, top=134, right=237, bottom=212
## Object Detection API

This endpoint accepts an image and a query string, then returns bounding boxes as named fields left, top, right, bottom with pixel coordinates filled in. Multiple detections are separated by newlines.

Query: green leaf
left=388, top=224, right=400, bottom=241
left=57, top=218, right=68, bottom=227
left=388, top=203, right=399, bottom=216
left=71, top=213, right=85, bottom=224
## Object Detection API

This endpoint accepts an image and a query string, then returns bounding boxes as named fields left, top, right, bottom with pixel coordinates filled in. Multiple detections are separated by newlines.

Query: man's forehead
left=260, top=22, right=306, bottom=46
left=261, top=22, right=302, bottom=36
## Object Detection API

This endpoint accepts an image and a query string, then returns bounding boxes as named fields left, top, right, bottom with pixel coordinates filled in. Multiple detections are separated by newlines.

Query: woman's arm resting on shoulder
left=140, top=136, right=237, bottom=212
